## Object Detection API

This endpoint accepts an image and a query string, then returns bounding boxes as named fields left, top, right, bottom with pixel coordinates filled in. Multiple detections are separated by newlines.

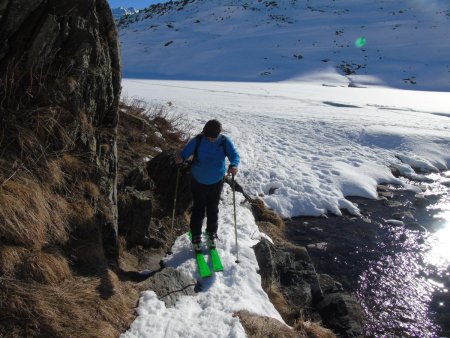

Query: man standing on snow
left=176, top=119, right=240, bottom=252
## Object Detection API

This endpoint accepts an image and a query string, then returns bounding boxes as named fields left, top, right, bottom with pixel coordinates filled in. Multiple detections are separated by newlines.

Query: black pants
left=190, top=178, right=224, bottom=239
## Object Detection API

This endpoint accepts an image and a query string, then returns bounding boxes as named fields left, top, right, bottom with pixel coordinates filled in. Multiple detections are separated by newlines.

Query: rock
left=377, top=185, right=391, bottom=192
left=147, top=150, right=193, bottom=214
left=414, top=194, right=429, bottom=207
left=392, top=211, right=415, bottom=221
left=118, top=187, right=162, bottom=248
left=441, top=180, right=450, bottom=187
left=318, top=274, right=344, bottom=293
left=253, top=238, right=284, bottom=288
left=0, top=0, right=121, bottom=262
left=147, top=267, right=196, bottom=307
left=378, top=191, right=394, bottom=199
left=253, top=239, right=323, bottom=321
left=123, top=166, right=152, bottom=191
left=383, top=199, right=403, bottom=208
left=317, top=293, right=363, bottom=338
left=307, top=242, right=328, bottom=250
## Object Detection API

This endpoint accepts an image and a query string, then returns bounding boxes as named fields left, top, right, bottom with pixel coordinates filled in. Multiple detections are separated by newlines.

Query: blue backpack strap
left=193, top=134, right=203, bottom=163
left=220, top=135, right=228, bottom=158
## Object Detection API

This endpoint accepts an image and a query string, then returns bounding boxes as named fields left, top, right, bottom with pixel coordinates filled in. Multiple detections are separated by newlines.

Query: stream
left=285, top=171, right=450, bottom=337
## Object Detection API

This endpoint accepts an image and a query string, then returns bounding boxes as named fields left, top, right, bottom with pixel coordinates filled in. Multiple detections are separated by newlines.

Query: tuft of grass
left=266, top=284, right=298, bottom=323
left=21, top=252, right=72, bottom=285
left=61, top=154, right=84, bottom=174
left=0, top=245, right=28, bottom=276
left=294, top=317, right=337, bottom=338
left=82, top=180, right=101, bottom=200
left=235, top=310, right=336, bottom=338
left=0, top=176, right=70, bottom=248
left=0, top=273, right=137, bottom=338
left=235, top=310, right=298, bottom=338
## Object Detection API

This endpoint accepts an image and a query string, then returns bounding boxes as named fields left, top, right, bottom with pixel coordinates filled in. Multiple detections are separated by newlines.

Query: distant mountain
left=118, top=0, right=450, bottom=91
left=112, top=7, right=139, bottom=22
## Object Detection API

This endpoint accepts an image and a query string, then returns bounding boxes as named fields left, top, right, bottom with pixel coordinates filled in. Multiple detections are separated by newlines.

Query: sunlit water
left=286, top=171, right=450, bottom=337
left=357, top=171, right=450, bottom=337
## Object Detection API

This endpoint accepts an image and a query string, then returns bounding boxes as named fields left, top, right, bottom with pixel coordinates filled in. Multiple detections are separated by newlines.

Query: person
left=176, top=119, right=240, bottom=252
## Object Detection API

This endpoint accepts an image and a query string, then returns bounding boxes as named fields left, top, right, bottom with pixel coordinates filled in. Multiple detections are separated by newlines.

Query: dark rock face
left=253, top=239, right=363, bottom=337
left=253, top=239, right=323, bottom=315
left=0, top=0, right=121, bottom=260
left=147, top=150, right=194, bottom=215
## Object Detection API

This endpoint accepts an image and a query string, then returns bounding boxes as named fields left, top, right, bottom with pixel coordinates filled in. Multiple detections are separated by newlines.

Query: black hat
left=203, top=119, right=222, bottom=138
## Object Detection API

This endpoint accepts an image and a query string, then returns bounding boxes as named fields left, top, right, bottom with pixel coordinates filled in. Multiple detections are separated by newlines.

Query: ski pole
left=168, top=167, right=181, bottom=254
left=232, top=173, right=240, bottom=263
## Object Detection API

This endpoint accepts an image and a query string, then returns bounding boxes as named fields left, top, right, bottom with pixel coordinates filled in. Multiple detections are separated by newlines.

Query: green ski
left=188, top=232, right=212, bottom=278
left=195, top=252, right=212, bottom=278
left=210, top=248, right=224, bottom=272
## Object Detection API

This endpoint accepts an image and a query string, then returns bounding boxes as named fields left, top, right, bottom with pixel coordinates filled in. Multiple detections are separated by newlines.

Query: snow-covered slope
left=118, top=0, right=450, bottom=91
left=112, top=7, right=139, bottom=22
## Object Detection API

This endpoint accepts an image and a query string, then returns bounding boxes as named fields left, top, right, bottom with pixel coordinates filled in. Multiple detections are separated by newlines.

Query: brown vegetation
left=0, top=97, right=186, bottom=337
left=235, top=310, right=335, bottom=338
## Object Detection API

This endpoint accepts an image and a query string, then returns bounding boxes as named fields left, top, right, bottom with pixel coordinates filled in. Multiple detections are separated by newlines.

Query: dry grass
left=0, top=176, right=70, bottom=248
left=294, top=319, right=337, bottom=338
left=251, top=197, right=285, bottom=229
left=235, top=310, right=336, bottom=338
left=21, top=252, right=72, bottom=285
left=266, top=284, right=298, bottom=323
left=235, top=310, right=299, bottom=338
left=0, top=97, right=190, bottom=337
left=0, top=245, right=28, bottom=276
left=0, top=272, right=137, bottom=338
left=117, top=99, right=188, bottom=186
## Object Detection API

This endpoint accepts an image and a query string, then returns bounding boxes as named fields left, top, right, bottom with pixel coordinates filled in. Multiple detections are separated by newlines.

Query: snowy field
left=123, top=78, right=450, bottom=218
left=121, top=78, right=450, bottom=337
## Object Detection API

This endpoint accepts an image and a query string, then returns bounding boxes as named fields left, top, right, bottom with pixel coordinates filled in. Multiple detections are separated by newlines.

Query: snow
left=122, top=189, right=282, bottom=338
left=117, top=1, right=450, bottom=336
left=122, top=79, right=450, bottom=218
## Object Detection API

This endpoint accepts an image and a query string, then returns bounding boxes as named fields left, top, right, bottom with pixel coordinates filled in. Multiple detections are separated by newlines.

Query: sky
left=108, top=0, right=168, bottom=9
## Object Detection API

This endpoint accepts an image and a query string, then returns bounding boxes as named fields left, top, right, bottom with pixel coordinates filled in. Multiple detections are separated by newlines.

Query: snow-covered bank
left=121, top=187, right=283, bottom=337
left=122, top=79, right=450, bottom=218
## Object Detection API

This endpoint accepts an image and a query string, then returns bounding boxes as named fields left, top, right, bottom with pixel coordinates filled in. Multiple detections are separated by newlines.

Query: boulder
left=317, top=293, right=363, bottom=338
left=147, top=267, right=197, bottom=307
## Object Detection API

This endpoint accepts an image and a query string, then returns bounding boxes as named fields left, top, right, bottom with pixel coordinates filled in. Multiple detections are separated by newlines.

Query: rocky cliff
left=0, top=0, right=127, bottom=336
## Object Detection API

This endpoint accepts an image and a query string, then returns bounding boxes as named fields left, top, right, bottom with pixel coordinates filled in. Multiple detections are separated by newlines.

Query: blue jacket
left=181, top=134, right=240, bottom=185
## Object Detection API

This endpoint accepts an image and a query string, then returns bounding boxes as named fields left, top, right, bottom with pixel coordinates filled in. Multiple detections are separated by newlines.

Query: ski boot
left=192, top=234, right=202, bottom=253
left=206, top=232, right=218, bottom=249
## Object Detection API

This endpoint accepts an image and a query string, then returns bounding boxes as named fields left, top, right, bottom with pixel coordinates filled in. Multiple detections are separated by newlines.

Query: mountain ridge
left=118, top=0, right=450, bottom=91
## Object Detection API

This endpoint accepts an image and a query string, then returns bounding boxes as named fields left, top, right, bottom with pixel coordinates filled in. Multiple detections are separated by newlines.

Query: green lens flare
left=355, top=37, right=366, bottom=48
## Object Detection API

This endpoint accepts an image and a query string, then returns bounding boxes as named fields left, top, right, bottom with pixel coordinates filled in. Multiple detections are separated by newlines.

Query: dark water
left=285, top=171, right=450, bottom=337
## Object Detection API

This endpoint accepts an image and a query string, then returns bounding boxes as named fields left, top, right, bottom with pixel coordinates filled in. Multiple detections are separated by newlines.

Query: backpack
left=193, top=134, right=228, bottom=163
